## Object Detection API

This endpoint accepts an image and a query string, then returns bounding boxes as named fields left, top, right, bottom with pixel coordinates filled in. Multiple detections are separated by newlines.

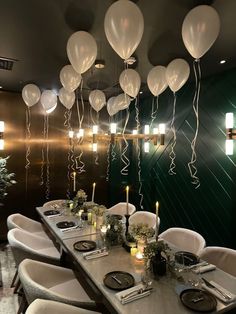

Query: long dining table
left=36, top=206, right=236, bottom=314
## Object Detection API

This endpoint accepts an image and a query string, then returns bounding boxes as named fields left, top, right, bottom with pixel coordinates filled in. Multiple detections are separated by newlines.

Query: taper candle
left=73, top=172, right=76, bottom=192
left=126, top=186, right=129, bottom=215
left=156, top=201, right=159, bottom=239
left=92, top=182, right=96, bottom=203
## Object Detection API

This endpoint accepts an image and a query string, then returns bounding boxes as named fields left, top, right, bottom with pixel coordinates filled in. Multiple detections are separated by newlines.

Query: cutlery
left=61, top=225, right=80, bottom=232
left=111, top=275, right=122, bottom=285
left=202, top=278, right=232, bottom=300
left=188, top=261, right=209, bottom=270
left=121, top=287, right=153, bottom=300
left=191, top=297, right=204, bottom=303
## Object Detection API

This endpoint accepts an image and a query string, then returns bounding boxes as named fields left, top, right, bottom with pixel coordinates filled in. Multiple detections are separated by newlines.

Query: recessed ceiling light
left=0, top=86, right=2, bottom=89
left=139, top=91, right=143, bottom=94
left=220, top=60, right=226, bottom=64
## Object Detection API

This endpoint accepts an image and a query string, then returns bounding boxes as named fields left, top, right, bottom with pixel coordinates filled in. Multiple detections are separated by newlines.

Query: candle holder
left=125, top=214, right=130, bottom=237
left=122, top=214, right=137, bottom=253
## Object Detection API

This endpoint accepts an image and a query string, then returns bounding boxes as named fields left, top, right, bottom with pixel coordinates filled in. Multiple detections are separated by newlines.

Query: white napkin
left=83, top=249, right=105, bottom=257
left=61, top=225, right=78, bottom=232
left=116, top=284, right=151, bottom=305
left=192, top=264, right=216, bottom=274
left=202, top=281, right=236, bottom=303
left=84, top=251, right=109, bottom=260
left=47, top=213, right=62, bottom=218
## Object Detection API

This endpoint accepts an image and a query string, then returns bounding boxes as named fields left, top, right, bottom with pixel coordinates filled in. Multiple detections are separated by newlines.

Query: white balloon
left=22, top=84, right=41, bottom=107
left=46, top=103, right=57, bottom=114
left=89, top=90, right=106, bottom=112
left=67, top=31, right=97, bottom=74
left=104, top=0, right=144, bottom=60
left=114, top=93, right=131, bottom=111
left=147, top=66, right=168, bottom=96
left=59, top=88, right=75, bottom=110
left=119, top=69, right=141, bottom=98
left=60, top=65, right=81, bottom=92
left=40, top=90, right=57, bottom=112
left=107, top=97, right=118, bottom=116
left=182, top=5, right=220, bottom=59
left=166, top=59, right=190, bottom=92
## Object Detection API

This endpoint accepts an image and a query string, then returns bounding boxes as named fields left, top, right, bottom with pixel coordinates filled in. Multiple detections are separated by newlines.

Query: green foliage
left=130, top=223, right=155, bottom=240
left=92, top=205, right=107, bottom=217
left=143, top=240, right=171, bottom=266
left=0, top=156, right=16, bottom=201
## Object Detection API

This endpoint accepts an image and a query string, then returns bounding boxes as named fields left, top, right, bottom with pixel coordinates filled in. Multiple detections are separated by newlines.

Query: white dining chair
left=43, top=199, right=67, bottom=208
left=200, top=246, right=236, bottom=277
left=7, top=228, right=60, bottom=267
left=107, top=202, right=136, bottom=216
left=7, top=213, right=50, bottom=240
left=159, top=227, right=206, bottom=255
left=18, top=259, right=97, bottom=311
left=129, top=211, right=159, bottom=231
left=25, top=299, right=101, bottom=314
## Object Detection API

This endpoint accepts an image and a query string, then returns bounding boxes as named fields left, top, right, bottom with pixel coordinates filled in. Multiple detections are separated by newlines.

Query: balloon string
left=25, top=107, right=31, bottom=195
left=45, top=115, right=50, bottom=200
left=90, top=105, right=96, bottom=126
left=106, top=142, right=111, bottom=182
left=111, top=144, right=116, bottom=161
left=188, top=59, right=201, bottom=189
left=75, top=137, right=86, bottom=174
left=150, top=96, right=159, bottom=129
left=40, top=114, right=47, bottom=186
left=79, top=79, right=84, bottom=128
left=134, top=97, right=144, bottom=209
left=168, top=93, right=177, bottom=175
left=121, top=108, right=130, bottom=176
left=64, top=109, right=71, bottom=129
left=66, top=139, right=72, bottom=199
left=94, top=152, right=99, bottom=165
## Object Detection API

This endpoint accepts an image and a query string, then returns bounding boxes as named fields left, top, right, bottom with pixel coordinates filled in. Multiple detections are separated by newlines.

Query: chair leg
left=11, top=269, right=18, bottom=287
left=17, top=293, right=28, bottom=314
left=14, top=279, right=21, bottom=294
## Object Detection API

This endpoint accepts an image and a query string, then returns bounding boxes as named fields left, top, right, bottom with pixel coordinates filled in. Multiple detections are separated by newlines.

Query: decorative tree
left=0, top=156, right=16, bottom=203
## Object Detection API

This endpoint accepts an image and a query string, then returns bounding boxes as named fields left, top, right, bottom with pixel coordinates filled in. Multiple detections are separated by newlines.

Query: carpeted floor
left=0, top=244, right=19, bottom=314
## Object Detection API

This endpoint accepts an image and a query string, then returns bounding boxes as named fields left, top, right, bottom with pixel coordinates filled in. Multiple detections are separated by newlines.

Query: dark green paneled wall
left=109, top=68, right=236, bottom=249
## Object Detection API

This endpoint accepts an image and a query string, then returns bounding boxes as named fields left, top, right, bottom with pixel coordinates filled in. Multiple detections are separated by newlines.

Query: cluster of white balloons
left=22, top=84, right=57, bottom=114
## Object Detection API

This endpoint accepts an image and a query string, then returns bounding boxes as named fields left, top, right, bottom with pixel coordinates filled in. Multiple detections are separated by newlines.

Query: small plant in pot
left=143, top=240, right=170, bottom=277
left=130, top=223, right=155, bottom=253
left=105, top=215, right=123, bottom=246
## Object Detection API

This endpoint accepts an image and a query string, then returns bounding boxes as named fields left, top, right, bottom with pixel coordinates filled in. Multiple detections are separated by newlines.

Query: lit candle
left=78, top=209, right=83, bottom=219
left=92, top=182, right=96, bottom=203
left=93, top=221, right=97, bottom=228
left=88, top=212, right=92, bottom=223
left=73, top=172, right=76, bottom=192
left=130, top=247, right=138, bottom=256
left=100, top=225, right=107, bottom=235
left=126, top=186, right=129, bottom=215
left=135, top=251, right=143, bottom=260
left=156, top=201, right=159, bottom=239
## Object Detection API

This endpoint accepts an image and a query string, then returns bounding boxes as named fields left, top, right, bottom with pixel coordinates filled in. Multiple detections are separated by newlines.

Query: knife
left=202, top=277, right=232, bottom=300
left=121, top=287, right=153, bottom=300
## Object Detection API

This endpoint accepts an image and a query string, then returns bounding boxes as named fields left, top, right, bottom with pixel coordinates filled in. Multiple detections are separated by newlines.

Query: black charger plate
left=73, top=240, right=96, bottom=252
left=44, top=210, right=60, bottom=216
left=103, top=271, right=135, bottom=291
left=56, top=221, right=75, bottom=229
left=180, top=288, right=217, bottom=312
left=175, top=251, right=199, bottom=266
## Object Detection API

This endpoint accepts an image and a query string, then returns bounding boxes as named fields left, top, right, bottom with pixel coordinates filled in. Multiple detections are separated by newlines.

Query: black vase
left=151, top=251, right=166, bottom=276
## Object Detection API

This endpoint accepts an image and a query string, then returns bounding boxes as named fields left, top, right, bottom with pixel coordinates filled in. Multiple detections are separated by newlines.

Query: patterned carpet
left=0, top=244, right=19, bottom=314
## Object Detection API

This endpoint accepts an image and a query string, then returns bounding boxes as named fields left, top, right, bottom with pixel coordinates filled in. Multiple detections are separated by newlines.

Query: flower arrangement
left=92, top=205, right=107, bottom=217
left=0, top=156, right=16, bottom=202
left=143, top=240, right=170, bottom=263
left=72, top=189, right=87, bottom=210
left=76, top=189, right=87, bottom=200
left=130, top=223, right=155, bottom=241
left=105, top=215, right=123, bottom=246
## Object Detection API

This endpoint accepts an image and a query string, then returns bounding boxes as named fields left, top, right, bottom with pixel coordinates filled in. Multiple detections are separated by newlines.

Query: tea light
left=100, top=225, right=107, bottom=234
left=93, top=221, right=97, bottom=228
left=130, top=247, right=138, bottom=256
left=88, top=212, right=92, bottom=223
left=135, top=251, right=144, bottom=260
left=69, top=203, right=73, bottom=210
left=78, top=209, right=84, bottom=219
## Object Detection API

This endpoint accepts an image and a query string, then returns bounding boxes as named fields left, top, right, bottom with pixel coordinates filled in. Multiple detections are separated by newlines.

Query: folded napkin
left=202, top=281, right=236, bottom=303
left=61, top=225, right=78, bottom=232
left=116, top=284, right=151, bottom=305
left=84, top=251, right=108, bottom=260
left=192, top=264, right=216, bottom=274
left=83, top=249, right=104, bottom=257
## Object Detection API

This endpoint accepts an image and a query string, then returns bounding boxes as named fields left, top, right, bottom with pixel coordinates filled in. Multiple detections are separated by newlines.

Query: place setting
left=73, top=239, right=109, bottom=260
left=56, top=220, right=82, bottom=233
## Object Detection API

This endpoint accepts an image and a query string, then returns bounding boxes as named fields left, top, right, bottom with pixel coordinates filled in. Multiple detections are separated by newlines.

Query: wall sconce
left=144, top=141, right=150, bottom=153
left=110, top=123, right=117, bottom=144
left=159, top=123, right=165, bottom=145
left=77, top=128, right=84, bottom=138
left=153, top=127, right=159, bottom=145
left=92, top=143, right=98, bottom=152
left=132, top=129, right=138, bottom=135
left=0, top=121, right=5, bottom=150
left=225, top=113, right=235, bottom=155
